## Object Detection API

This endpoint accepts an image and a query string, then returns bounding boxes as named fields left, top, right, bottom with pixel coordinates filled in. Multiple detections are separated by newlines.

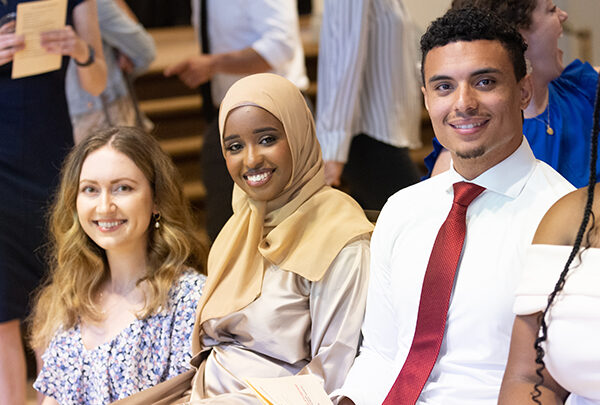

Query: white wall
left=403, top=0, right=599, bottom=66
left=403, top=0, right=451, bottom=36
left=557, top=0, right=600, bottom=65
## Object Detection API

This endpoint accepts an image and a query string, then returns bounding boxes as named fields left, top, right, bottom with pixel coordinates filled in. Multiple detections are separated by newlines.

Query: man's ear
left=518, top=73, right=533, bottom=111
left=421, top=86, right=429, bottom=112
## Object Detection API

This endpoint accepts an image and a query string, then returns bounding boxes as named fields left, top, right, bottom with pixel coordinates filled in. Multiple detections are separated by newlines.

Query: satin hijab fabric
left=197, top=72, right=373, bottom=326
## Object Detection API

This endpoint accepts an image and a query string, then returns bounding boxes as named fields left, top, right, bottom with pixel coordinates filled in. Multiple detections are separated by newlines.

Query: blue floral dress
left=34, top=270, right=206, bottom=404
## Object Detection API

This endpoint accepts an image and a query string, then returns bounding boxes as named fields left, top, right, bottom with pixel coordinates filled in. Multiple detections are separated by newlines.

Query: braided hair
left=531, top=76, right=600, bottom=403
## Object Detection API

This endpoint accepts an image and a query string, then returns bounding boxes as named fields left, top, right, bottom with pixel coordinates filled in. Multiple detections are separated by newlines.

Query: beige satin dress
left=113, top=237, right=369, bottom=404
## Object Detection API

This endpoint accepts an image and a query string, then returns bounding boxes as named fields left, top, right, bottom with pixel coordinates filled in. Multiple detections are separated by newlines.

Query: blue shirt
left=424, top=60, right=599, bottom=188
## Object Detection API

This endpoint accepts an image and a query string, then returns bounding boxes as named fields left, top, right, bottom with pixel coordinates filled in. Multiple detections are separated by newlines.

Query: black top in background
left=125, top=0, right=312, bottom=28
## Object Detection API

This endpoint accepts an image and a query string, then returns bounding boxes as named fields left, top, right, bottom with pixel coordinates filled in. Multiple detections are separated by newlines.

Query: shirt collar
left=445, top=136, right=536, bottom=200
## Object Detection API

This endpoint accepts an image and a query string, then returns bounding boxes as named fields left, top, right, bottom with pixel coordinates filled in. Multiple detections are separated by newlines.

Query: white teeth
left=247, top=172, right=270, bottom=182
left=454, top=122, right=485, bottom=129
left=97, top=221, right=122, bottom=228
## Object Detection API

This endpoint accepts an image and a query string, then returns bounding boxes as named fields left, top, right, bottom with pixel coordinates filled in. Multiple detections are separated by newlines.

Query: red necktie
left=382, top=182, right=485, bottom=405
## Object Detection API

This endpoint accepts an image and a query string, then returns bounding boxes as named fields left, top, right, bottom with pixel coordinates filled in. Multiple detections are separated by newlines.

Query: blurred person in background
left=316, top=0, right=422, bottom=210
left=67, top=0, right=156, bottom=144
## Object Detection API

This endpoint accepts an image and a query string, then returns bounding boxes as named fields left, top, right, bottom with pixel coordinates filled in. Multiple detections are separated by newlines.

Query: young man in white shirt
left=336, top=7, right=574, bottom=405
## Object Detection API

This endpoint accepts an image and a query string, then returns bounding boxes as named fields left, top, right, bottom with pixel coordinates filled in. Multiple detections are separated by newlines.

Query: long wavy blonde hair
left=29, top=127, right=207, bottom=350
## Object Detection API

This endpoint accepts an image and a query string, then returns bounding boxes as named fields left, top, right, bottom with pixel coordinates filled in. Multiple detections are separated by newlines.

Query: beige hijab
left=197, top=73, right=373, bottom=326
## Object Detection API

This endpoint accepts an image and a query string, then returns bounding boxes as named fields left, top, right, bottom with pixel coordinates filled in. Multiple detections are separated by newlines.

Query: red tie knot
left=452, top=182, right=485, bottom=208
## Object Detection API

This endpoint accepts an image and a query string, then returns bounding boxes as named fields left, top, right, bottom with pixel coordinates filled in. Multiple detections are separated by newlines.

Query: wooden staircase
left=134, top=27, right=207, bottom=229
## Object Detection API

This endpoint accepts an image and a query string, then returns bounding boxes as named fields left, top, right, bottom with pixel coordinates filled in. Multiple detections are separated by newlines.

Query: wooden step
left=143, top=94, right=205, bottom=140
left=160, top=135, right=203, bottom=158
left=140, top=94, right=202, bottom=118
left=183, top=180, right=206, bottom=202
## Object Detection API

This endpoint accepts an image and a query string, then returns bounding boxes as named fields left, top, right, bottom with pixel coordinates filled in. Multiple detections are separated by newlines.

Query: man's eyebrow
left=428, top=68, right=502, bottom=84
left=470, top=67, right=502, bottom=76
left=428, top=74, right=452, bottom=84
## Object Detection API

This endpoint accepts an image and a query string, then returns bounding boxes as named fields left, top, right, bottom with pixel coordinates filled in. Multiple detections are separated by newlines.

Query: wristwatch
left=75, top=44, right=95, bottom=67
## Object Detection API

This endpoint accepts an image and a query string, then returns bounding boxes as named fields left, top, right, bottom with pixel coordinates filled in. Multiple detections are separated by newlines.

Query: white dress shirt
left=316, top=0, right=422, bottom=162
left=191, top=0, right=309, bottom=105
left=336, top=138, right=574, bottom=404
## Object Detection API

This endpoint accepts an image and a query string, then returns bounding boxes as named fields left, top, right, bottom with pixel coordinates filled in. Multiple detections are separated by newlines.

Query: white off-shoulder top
left=514, top=244, right=600, bottom=405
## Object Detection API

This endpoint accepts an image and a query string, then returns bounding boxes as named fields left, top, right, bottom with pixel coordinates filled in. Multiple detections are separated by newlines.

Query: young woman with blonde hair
left=30, top=126, right=207, bottom=404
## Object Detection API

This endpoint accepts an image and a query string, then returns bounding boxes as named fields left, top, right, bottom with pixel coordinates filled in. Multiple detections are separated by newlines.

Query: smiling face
left=422, top=40, right=532, bottom=179
left=520, top=0, right=568, bottom=82
left=222, top=105, right=293, bottom=202
left=76, top=145, right=156, bottom=256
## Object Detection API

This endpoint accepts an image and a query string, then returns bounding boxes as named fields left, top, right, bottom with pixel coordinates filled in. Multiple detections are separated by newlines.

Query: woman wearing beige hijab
left=116, top=73, right=373, bottom=404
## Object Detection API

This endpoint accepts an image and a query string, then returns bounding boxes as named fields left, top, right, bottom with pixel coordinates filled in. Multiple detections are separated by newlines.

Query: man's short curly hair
left=420, top=7, right=528, bottom=84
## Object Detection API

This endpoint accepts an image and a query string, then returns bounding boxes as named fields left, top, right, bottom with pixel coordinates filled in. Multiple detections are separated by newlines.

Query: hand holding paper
left=40, top=24, right=88, bottom=62
left=11, top=0, right=68, bottom=78
left=0, top=13, right=24, bottom=66
left=0, top=32, right=24, bottom=66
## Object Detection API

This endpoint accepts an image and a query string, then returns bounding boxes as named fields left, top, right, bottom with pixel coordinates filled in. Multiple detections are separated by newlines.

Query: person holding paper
left=0, top=0, right=106, bottom=403
left=116, top=73, right=373, bottom=405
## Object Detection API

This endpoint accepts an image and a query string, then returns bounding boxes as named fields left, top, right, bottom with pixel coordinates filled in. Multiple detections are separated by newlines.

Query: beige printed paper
left=12, top=0, right=67, bottom=79
left=246, top=375, right=334, bottom=405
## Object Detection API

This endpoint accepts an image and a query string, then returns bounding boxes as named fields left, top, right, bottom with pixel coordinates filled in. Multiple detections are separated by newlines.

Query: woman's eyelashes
left=259, top=134, right=279, bottom=145
left=80, top=184, right=97, bottom=194
left=225, top=141, right=243, bottom=153
left=114, top=184, right=133, bottom=193
left=78, top=183, right=134, bottom=195
left=225, top=133, right=280, bottom=153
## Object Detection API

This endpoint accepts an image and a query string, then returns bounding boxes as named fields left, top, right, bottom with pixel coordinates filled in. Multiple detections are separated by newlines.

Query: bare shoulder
left=595, top=66, right=600, bottom=74
left=533, top=185, right=599, bottom=246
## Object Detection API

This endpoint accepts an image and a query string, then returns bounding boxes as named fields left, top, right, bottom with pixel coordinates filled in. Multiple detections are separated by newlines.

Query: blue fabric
left=422, top=60, right=599, bottom=188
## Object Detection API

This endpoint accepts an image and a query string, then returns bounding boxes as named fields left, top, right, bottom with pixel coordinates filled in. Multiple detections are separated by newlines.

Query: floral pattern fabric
left=34, top=270, right=206, bottom=404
